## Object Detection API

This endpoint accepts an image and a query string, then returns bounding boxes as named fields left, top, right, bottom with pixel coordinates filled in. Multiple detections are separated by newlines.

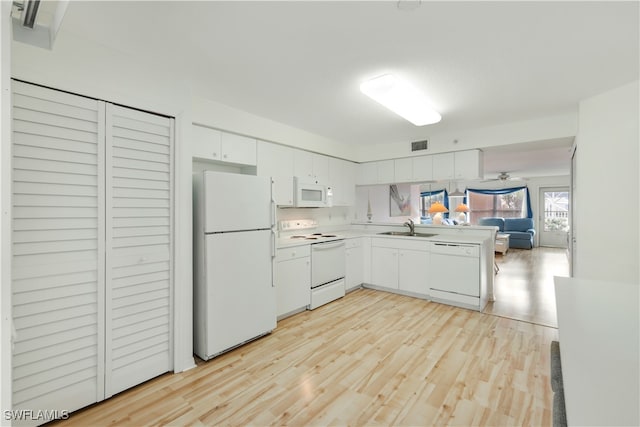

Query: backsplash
left=276, top=206, right=354, bottom=232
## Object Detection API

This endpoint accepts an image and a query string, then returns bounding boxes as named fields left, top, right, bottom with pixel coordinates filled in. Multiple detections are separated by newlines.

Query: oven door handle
left=312, top=240, right=345, bottom=250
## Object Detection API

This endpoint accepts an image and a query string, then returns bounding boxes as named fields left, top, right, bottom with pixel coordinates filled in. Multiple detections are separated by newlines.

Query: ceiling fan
left=483, top=172, right=527, bottom=182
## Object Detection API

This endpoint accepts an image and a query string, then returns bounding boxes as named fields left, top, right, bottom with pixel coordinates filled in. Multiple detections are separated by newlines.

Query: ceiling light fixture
left=360, top=74, right=441, bottom=126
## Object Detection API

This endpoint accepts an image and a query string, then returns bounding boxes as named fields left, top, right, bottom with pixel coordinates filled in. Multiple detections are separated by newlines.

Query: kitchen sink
left=377, top=231, right=438, bottom=238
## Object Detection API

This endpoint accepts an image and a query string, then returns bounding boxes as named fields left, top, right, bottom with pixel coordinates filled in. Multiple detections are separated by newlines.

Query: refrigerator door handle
left=271, top=229, right=276, bottom=259
left=271, top=199, right=276, bottom=227
left=270, top=230, right=276, bottom=287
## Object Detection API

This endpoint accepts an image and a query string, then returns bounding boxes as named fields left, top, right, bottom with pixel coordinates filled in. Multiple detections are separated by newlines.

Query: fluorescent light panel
left=360, top=74, right=441, bottom=126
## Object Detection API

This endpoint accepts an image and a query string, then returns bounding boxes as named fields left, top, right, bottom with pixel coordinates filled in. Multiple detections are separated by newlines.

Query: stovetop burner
left=289, top=233, right=340, bottom=240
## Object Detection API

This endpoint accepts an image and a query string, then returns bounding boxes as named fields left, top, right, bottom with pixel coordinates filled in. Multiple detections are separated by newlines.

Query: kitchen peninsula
left=275, top=221, right=496, bottom=319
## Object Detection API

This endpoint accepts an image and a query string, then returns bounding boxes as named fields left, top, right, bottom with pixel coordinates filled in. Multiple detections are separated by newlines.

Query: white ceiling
left=56, top=1, right=639, bottom=177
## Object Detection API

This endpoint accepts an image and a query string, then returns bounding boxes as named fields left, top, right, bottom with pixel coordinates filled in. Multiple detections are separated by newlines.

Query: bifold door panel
left=11, top=81, right=173, bottom=422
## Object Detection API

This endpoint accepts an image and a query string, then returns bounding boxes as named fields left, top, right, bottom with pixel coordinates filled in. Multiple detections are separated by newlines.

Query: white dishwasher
left=429, top=242, right=481, bottom=310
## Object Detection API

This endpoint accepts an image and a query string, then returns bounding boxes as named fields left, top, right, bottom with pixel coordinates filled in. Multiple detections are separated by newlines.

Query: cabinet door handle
left=212, top=152, right=218, bottom=158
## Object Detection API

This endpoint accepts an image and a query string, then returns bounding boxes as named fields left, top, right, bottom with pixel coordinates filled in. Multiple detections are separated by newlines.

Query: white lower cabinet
left=371, top=246, right=399, bottom=289
left=398, top=249, right=430, bottom=295
left=370, top=238, right=430, bottom=295
left=11, top=81, right=173, bottom=422
left=275, top=246, right=311, bottom=318
left=345, top=238, right=364, bottom=290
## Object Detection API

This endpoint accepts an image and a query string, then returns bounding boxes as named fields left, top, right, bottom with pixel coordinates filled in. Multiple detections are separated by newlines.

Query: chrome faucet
left=404, top=218, right=415, bottom=236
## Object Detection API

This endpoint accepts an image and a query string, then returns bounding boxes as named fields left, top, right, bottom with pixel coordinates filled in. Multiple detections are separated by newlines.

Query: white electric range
left=279, top=220, right=346, bottom=309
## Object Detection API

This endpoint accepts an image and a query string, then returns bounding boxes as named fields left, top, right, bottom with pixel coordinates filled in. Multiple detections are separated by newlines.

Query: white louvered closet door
left=11, top=81, right=106, bottom=414
left=12, top=81, right=174, bottom=419
left=104, top=104, right=173, bottom=397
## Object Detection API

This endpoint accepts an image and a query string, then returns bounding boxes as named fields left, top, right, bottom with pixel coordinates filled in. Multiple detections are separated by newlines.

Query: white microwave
left=294, top=177, right=327, bottom=208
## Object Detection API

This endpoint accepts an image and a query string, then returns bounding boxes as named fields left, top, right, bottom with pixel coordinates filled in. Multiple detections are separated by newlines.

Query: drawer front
left=309, top=279, right=345, bottom=310
left=345, top=237, right=362, bottom=249
left=371, top=237, right=429, bottom=252
left=276, top=245, right=311, bottom=261
left=371, top=237, right=397, bottom=248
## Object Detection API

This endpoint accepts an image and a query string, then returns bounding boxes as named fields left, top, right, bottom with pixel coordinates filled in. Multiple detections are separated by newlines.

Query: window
left=420, top=189, right=448, bottom=218
left=467, top=187, right=531, bottom=225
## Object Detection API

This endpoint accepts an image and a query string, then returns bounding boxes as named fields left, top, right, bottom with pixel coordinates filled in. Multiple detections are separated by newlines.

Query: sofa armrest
left=527, top=228, right=536, bottom=236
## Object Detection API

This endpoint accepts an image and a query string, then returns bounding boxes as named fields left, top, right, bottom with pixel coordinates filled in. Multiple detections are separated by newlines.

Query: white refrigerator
left=193, top=171, right=276, bottom=360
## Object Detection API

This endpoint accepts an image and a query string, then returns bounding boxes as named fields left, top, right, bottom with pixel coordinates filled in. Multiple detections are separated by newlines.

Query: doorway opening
left=539, top=187, right=570, bottom=248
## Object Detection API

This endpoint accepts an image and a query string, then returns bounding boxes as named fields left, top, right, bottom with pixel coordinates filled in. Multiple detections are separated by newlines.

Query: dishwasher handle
left=311, top=240, right=345, bottom=250
left=432, top=242, right=479, bottom=257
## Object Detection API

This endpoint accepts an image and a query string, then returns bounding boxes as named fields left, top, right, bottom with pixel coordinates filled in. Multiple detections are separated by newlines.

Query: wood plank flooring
left=55, top=289, right=558, bottom=426
left=484, top=247, right=569, bottom=328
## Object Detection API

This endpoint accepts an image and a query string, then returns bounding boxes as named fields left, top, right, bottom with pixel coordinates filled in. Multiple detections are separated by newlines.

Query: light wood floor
left=484, top=247, right=569, bottom=328
left=56, top=289, right=558, bottom=426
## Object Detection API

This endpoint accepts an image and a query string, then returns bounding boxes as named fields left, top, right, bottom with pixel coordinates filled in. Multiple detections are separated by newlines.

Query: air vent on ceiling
left=411, top=139, right=429, bottom=152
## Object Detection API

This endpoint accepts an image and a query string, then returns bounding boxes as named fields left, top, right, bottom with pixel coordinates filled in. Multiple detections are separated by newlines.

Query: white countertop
left=554, top=277, right=639, bottom=426
left=277, top=228, right=490, bottom=249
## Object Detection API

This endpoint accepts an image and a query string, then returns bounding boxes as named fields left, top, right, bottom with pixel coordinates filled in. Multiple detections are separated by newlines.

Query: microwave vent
left=411, top=139, right=429, bottom=152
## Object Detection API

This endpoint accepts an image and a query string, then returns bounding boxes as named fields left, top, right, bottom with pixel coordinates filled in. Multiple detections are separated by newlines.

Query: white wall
left=355, top=113, right=578, bottom=162
left=575, top=80, right=639, bottom=283
left=276, top=206, right=354, bottom=233
left=1, top=2, right=11, bottom=421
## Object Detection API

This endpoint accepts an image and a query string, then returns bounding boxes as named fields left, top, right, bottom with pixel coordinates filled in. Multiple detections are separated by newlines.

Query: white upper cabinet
left=412, top=155, right=433, bottom=182
left=394, top=158, right=413, bottom=183
left=328, top=157, right=356, bottom=206
left=356, top=160, right=395, bottom=185
left=377, top=160, right=395, bottom=184
left=356, top=149, right=483, bottom=186
left=293, top=149, right=313, bottom=178
left=257, top=141, right=294, bottom=176
left=432, top=152, right=455, bottom=180
left=356, top=162, right=378, bottom=185
left=220, top=132, right=257, bottom=166
left=454, top=149, right=484, bottom=180
left=257, top=141, right=295, bottom=206
left=312, top=153, right=330, bottom=183
left=432, top=150, right=484, bottom=181
left=192, top=124, right=256, bottom=166
left=192, top=124, right=222, bottom=161
left=293, top=150, right=329, bottom=183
